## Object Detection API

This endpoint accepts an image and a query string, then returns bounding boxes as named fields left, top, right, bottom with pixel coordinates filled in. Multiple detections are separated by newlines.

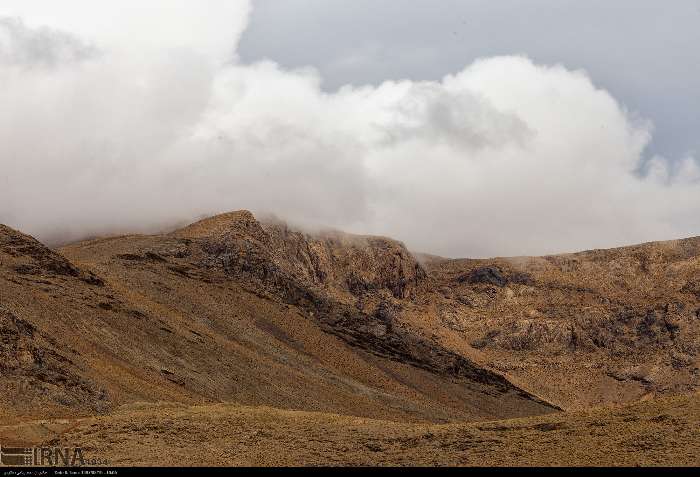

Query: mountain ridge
left=1, top=212, right=559, bottom=425
left=3, top=210, right=699, bottom=465
left=3, top=210, right=699, bottom=420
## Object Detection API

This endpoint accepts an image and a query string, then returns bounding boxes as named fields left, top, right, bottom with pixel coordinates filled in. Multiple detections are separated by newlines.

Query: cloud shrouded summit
left=0, top=1, right=698, bottom=257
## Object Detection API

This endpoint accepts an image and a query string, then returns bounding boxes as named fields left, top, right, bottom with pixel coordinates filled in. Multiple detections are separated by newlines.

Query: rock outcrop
left=169, top=212, right=552, bottom=409
left=1, top=224, right=103, bottom=286
left=175, top=211, right=425, bottom=301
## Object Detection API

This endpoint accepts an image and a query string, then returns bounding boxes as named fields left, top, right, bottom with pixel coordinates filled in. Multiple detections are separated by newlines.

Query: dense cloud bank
left=1, top=1, right=698, bottom=257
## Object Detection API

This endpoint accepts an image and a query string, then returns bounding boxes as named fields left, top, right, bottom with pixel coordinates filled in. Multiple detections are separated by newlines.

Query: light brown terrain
left=1, top=210, right=699, bottom=466
left=2, top=393, right=699, bottom=466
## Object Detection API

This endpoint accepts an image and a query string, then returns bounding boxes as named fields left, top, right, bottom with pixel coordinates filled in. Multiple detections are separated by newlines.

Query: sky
left=0, top=1, right=699, bottom=258
left=239, top=0, right=700, bottom=163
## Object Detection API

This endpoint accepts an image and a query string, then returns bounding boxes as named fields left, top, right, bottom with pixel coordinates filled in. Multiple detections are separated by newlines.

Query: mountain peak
left=172, top=210, right=267, bottom=241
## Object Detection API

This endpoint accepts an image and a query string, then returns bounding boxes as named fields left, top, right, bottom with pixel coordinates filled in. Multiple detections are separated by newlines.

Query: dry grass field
left=1, top=393, right=698, bottom=467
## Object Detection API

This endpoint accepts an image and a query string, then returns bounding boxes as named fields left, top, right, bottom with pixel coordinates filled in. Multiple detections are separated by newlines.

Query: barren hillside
left=1, top=213, right=555, bottom=425
left=2, top=211, right=699, bottom=466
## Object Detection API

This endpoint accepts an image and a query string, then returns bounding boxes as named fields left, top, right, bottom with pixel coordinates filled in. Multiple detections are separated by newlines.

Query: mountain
left=0, top=213, right=555, bottom=425
left=416, top=237, right=700, bottom=409
left=1, top=211, right=699, bottom=465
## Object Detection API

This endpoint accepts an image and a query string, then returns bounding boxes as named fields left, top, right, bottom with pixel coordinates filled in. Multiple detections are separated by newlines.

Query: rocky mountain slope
left=409, top=239, right=700, bottom=409
left=2, top=210, right=699, bottom=466
left=1, top=213, right=555, bottom=425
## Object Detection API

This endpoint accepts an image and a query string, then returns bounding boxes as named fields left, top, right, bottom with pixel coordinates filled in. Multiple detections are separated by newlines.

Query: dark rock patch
left=459, top=267, right=508, bottom=287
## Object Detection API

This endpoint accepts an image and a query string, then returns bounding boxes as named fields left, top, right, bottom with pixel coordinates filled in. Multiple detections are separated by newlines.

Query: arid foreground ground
left=1, top=394, right=699, bottom=466
left=1, top=211, right=699, bottom=466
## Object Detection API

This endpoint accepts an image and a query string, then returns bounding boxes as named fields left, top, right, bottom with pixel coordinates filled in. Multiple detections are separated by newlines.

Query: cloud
left=0, top=1, right=250, bottom=61
left=0, top=17, right=97, bottom=67
left=0, top=1, right=698, bottom=257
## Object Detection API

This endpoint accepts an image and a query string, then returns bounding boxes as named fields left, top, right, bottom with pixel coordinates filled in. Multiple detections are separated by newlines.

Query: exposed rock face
left=169, top=212, right=550, bottom=408
left=5, top=209, right=700, bottom=420
left=459, top=266, right=508, bottom=287
left=265, top=223, right=425, bottom=300
left=0, top=224, right=103, bottom=286
left=0, top=306, right=38, bottom=372
left=471, top=303, right=691, bottom=355
left=0, top=227, right=110, bottom=416
left=424, top=238, right=700, bottom=409
left=0, top=305, right=106, bottom=414
left=175, top=211, right=426, bottom=300
left=471, top=320, right=578, bottom=352
left=457, top=266, right=534, bottom=288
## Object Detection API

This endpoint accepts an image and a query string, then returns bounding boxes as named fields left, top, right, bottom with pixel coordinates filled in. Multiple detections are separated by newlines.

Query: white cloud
left=0, top=1, right=250, bottom=61
left=0, top=1, right=698, bottom=257
left=0, top=16, right=97, bottom=67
